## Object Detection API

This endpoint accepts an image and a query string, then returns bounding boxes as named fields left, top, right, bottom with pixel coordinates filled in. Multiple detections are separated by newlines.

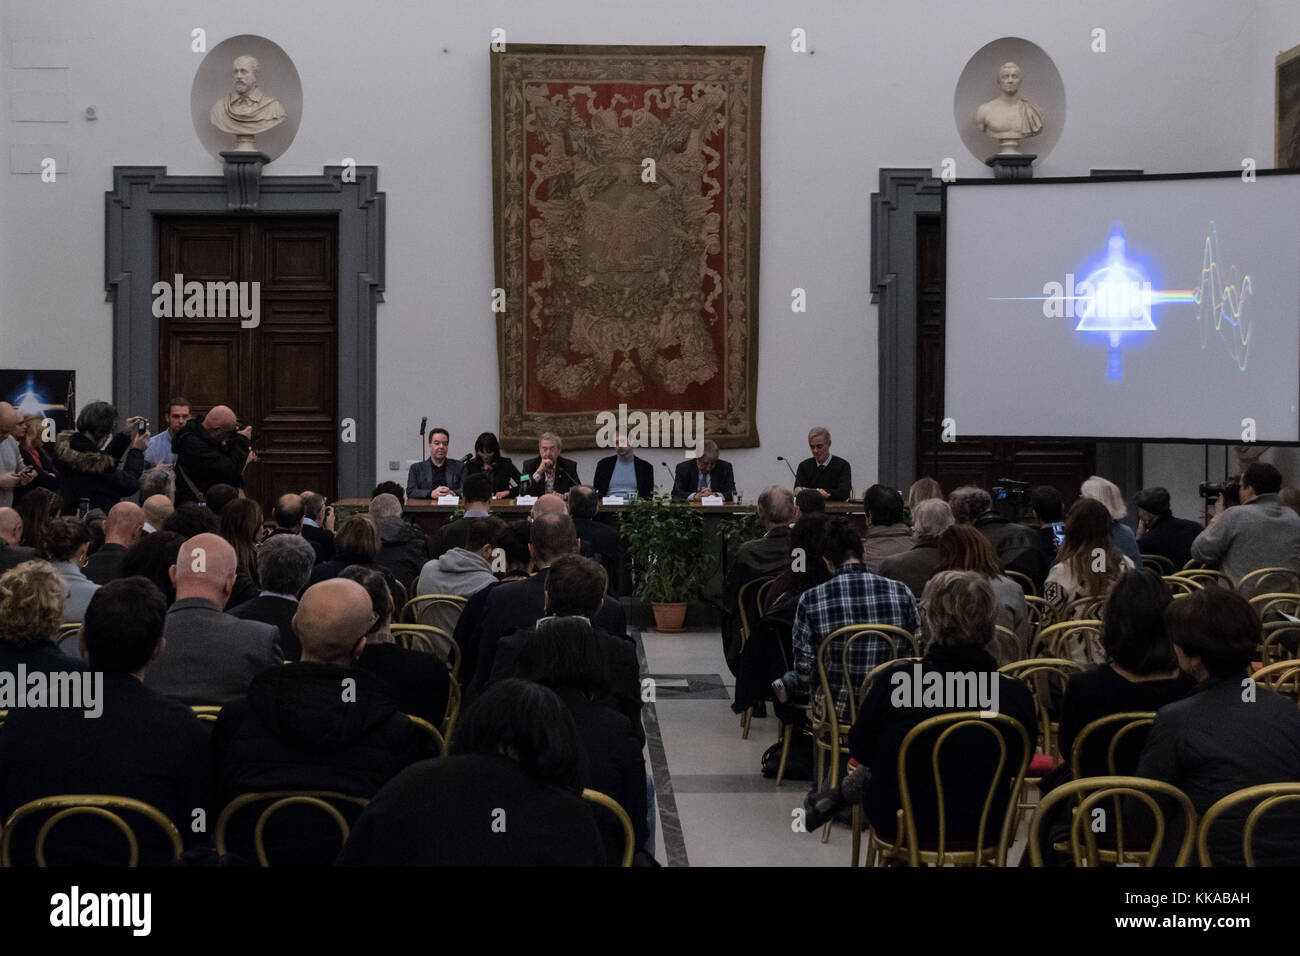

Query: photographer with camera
left=53, top=401, right=150, bottom=514
left=1191, top=463, right=1300, bottom=587
left=172, top=405, right=255, bottom=505
left=1135, top=486, right=1203, bottom=571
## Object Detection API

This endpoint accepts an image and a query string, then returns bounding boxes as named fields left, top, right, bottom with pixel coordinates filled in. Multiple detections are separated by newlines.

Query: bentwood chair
left=1028, top=777, right=1198, bottom=866
left=405, top=714, right=448, bottom=756
left=443, top=674, right=462, bottom=748
left=1062, top=595, right=1107, bottom=622
left=860, top=712, right=1031, bottom=867
left=1067, top=712, right=1158, bottom=864
left=215, top=791, right=370, bottom=867
left=1249, top=591, right=1300, bottom=620
left=998, top=658, right=1083, bottom=832
left=581, top=789, right=636, bottom=867
left=191, top=706, right=222, bottom=723
left=1022, top=595, right=1049, bottom=642
left=1032, top=620, right=1104, bottom=664
left=1005, top=570, right=1037, bottom=597
left=1141, top=554, right=1174, bottom=576
left=1252, top=659, right=1300, bottom=703
left=736, top=575, right=775, bottom=738
left=1261, top=622, right=1300, bottom=666
left=390, top=623, right=460, bottom=677
left=1197, top=783, right=1300, bottom=866
left=1173, top=568, right=1231, bottom=589
left=402, top=593, right=468, bottom=628
left=1161, top=575, right=1201, bottom=597
left=1, top=795, right=182, bottom=867
left=1238, top=568, right=1300, bottom=599
left=56, top=622, right=82, bottom=660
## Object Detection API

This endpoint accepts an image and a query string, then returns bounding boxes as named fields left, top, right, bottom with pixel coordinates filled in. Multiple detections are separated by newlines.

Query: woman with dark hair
left=1043, top=497, right=1133, bottom=622
left=219, top=497, right=263, bottom=609
left=337, top=679, right=606, bottom=866
left=463, top=431, right=521, bottom=499
left=15, top=486, right=60, bottom=553
left=934, top=523, right=1028, bottom=662
left=308, top=514, right=398, bottom=596
left=341, top=563, right=450, bottom=725
left=514, top=616, right=650, bottom=863
left=13, top=415, right=60, bottom=506
left=763, top=513, right=832, bottom=617
left=53, top=401, right=149, bottom=515
left=120, top=531, right=184, bottom=606
left=41, top=516, right=99, bottom=623
left=1137, top=587, right=1300, bottom=865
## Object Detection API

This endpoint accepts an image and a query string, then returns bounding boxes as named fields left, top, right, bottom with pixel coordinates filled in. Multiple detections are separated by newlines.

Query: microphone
left=419, top=417, right=427, bottom=437
left=661, top=460, right=677, bottom=492
left=559, top=459, right=580, bottom=489
left=461, top=452, right=474, bottom=463
left=777, top=455, right=798, bottom=482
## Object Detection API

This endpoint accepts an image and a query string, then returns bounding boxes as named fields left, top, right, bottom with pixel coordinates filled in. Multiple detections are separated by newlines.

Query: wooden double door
left=157, top=216, right=339, bottom=510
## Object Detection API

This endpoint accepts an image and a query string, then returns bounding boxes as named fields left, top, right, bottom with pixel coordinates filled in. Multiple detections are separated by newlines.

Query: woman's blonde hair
left=0, top=559, right=67, bottom=646
left=906, top=476, right=943, bottom=511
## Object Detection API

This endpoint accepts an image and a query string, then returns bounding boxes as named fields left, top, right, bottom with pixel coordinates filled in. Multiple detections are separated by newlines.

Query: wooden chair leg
left=851, top=804, right=862, bottom=867
left=775, top=725, right=792, bottom=785
left=741, top=706, right=752, bottom=739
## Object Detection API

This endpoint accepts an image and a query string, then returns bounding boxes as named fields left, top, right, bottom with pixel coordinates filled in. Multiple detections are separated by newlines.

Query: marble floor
left=637, top=624, right=1034, bottom=867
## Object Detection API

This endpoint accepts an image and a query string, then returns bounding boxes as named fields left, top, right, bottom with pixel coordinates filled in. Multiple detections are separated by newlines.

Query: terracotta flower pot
left=651, top=602, right=687, bottom=633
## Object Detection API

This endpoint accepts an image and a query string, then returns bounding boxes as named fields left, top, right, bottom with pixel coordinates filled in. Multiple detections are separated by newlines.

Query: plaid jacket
left=793, top=563, right=922, bottom=720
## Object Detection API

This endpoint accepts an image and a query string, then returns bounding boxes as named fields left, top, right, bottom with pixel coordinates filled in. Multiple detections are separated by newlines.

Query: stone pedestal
left=985, top=153, right=1035, bottom=180
left=220, top=151, right=271, bottom=210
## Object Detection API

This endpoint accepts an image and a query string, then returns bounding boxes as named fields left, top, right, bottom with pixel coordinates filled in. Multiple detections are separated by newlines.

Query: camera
left=137, top=418, right=149, bottom=435
left=1199, top=476, right=1240, bottom=502
left=991, top=478, right=1030, bottom=518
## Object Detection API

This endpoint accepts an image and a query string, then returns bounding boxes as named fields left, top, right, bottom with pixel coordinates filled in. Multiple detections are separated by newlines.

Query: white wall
left=0, top=0, right=1284, bottom=506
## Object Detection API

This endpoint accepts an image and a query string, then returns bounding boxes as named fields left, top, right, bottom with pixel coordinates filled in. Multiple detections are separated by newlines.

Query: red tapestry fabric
left=492, top=45, right=763, bottom=450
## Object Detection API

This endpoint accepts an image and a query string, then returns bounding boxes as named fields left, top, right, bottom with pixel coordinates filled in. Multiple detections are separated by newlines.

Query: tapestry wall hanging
left=491, top=44, right=763, bottom=451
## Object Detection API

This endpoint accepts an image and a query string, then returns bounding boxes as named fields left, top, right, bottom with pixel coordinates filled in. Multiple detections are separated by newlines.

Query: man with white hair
left=522, top=432, right=580, bottom=496
left=144, top=533, right=281, bottom=704
left=230, top=532, right=317, bottom=659
left=880, top=498, right=955, bottom=598
left=721, top=486, right=795, bottom=674
left=794, top=426, right=851, bottom=501
left=369, top=492, right=428, bottom=590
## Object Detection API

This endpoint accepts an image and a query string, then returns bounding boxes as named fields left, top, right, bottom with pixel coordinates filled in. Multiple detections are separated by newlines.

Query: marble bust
left=975, top=61, right=1043, bottom=155
left=210, top=55, right=286, bottom=151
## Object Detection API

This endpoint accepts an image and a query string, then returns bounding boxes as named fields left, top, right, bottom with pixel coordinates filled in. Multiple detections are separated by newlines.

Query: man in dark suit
left=520, top=432, right=580, bottom=496
left=672, top=439, right=737, bottom=501
left=569, top=485, right=620, bottom=593
left=300, top=491, right=335, bottom=561
left=468, top=513, right=625, bottom=698
left=592, top=434, right=654, bottom=499
left=172, top=405, right=253, bottom=505
left=490, top=553, right=643, bottom=744
left=432, top=473, right=494, bottom=558
left=721, top=486, right=794, bottom=674
left=406, top=427, right=466, bottom=499
left=230, top=532, right=316, bottom=660
left=0, top=507, right=36, bottom=573
left=0, top=577, right=210, bottom=865
left=84, top=501, right=144, bottom=584
left=144, top=533, right=282, bottom=704
left=794, top=426, right=852, bottom=502
left=1136, top=487, right=1203, bottom=572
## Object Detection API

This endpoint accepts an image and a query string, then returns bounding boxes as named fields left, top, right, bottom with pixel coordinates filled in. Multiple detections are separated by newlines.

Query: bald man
left=210, top=578, right=434, bottom=819
left=142, top=494, right=174, bottom=533
left=84, top=501, right=145, bottom=584
left=0, top=402, right=35, bottom=508
left=143, top=533, right=281, bottom=705
left=171, top=404, right=255, bottom=505
left=530, top=492, right=568, bottom=520
left=0, top=506, right=36, bottom=574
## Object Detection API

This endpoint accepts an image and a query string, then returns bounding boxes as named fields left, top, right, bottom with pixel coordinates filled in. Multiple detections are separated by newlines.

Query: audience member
left=463, top=431, right=521, bottom=499
left=14, top=414, right=59, bottom=505
left=803, top=571, right=1036, bottom=840
left=431, top=473, right=494, bottom=557
left=84, top=508, right=107, bottom=557
left=793, top=426, right=851, bottom=501
left=307, top=514, right=397, bottom=597
left=15, top=487, right=59, bottom=553
left=144, top=534, right=281, bottom=704
left=406, top=426, right=465, bottom=499
left=1134, top=487, right=1202, bottom=571
left=337, top=679, right=605, bottom=867
left=0, top=402, right=36, bottom=508
left=41, top=516, right=99, bottom=624
left=230, top=532, right=316, bottom=659
left=204, top=483, right=241, bottom=516
left=1044, top=498, right=1132, bottom=657
left=1190, top=462, right=1300, bottom=587
left=0, top=559, right=83, bottom=672
left=450, top=521, right=532, bottom=680
left=372, top=481, right=405, bottom=505
left=791, top=517, right=921, bottom=720
left=120, top=531, right=184, bottom=605
left=1080, top=475, right=1142, bottom=567
left=794, top=488, right=827, bottom=519
left=369, top=492, right=428, bottom=590
left=933, top=524, right=1028, bottom=662
left=764, top=512, right=832, bottom=620
left=0, top=507, right=36, bottom=573
left=164, top=502, right=219, bottom=539
left=54, top=401, right=148, bottom=513
left=569, top=485, right=620, bottom=592
left=342, top=564, right=450, bottom=724
left=521, top=432, right=580, bottom=496
left=1281, top=486, right=1300, bottom=518
left=1029, top=484, right=1064, bottom=569
left=143, top=396, right=191, bottom=468
left=416, top=515, right=504, bottom=633
left=212, top=578, right=433, bottom=809
left=84, top=501, right=144, bottom=584
left=531, top=492, right=568, bottom=520
left=862, top=484, right=912, bottom=572
left=594, top=433, right=654, bottom=499
left=513, top=615, right=650, bottom=862
left=141, top=493, right=175, bottom=532
left=672, top=439, right=736, bottom=501
left=0, top=577, right=210, bottom=865
left=220, top=497, right=264, bottom=610
left=722, top=486, right=794, bottom=673
left=137, top=468, right=175, bottom=505
left=948, top=485, right=1043, bottom=586
left=880, top=498, right=953, bottom=598
left=1137, top=587, right=1300, bottom=865
left=172, top=405, right=253, bottom=505
left=300, top=491, right=335, bottom=560
left=905, top=477, right=943, bottom=515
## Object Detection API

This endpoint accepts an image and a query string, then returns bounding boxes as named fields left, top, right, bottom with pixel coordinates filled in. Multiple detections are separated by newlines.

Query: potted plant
left=620, top=494, right=706, bottom=632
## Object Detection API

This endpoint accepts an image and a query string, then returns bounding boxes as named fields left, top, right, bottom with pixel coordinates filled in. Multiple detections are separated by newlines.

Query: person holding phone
left=14, top=414, right=60, bottom=507
left=54, top=401, right=149, bottom=515
left=0, top=402, right=37, bottom=509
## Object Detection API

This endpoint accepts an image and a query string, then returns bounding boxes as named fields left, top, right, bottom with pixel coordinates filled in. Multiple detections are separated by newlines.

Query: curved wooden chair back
left=997, top=658, right=1083, bottom=761
left=215, top=791, right=369, bottom=867
left=582, top=788, right=636, bottom=867
left=1253, top=659, right=1300, bottom=702
left=1238, top=568, right=1300, bottom=599
left=1005, top=569, right=1036, bottom=597
left=1028, top=776, right=1198, bottom=866
left=1, top=795, right=182, bottom=867
left=1141, top=554, right=1174, bottom=576
left=390, top=623, right=460, bottom=676
left=1197, top=783, right=1300, bottom=867
left=1032, top=620, right=1104, bottom=664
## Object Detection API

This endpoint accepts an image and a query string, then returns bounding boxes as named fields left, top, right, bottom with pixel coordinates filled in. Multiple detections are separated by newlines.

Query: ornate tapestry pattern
left=492, top=45, right=763, bottom=450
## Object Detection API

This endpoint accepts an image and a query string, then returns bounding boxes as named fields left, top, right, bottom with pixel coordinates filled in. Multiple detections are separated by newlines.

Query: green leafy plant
left=619, top=495, right=707, bottom=604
